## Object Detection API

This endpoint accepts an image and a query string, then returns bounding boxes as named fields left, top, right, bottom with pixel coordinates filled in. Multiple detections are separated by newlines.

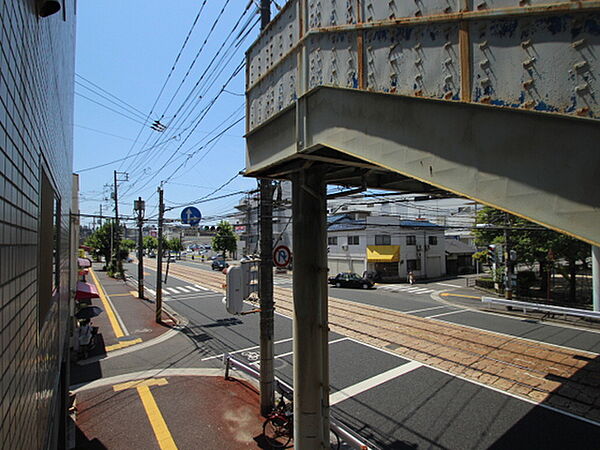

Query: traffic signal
left=487, top=245, right=496, bottom=264
left=223, top=261, right=258, bottom=315
left=223, top=266, right=244, bottom=315
left=240, top=260, right=258, bottom=299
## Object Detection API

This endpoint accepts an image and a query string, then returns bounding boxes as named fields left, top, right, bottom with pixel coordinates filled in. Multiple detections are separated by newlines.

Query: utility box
left=224, top=266, right=244, bottom=315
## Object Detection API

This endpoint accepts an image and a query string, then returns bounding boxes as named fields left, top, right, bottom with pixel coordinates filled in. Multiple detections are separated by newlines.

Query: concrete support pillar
left=292, top=169, right=329, bottom=449
left=593, top=246, right=600, bottom=312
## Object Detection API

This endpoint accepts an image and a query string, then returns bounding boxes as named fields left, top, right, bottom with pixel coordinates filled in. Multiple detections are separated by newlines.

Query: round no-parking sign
left=273, top=245, right=291, bottom=267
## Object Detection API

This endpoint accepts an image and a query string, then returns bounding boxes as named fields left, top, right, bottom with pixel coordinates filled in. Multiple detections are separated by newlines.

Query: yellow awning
left=367, top=245, right=400, bottom=263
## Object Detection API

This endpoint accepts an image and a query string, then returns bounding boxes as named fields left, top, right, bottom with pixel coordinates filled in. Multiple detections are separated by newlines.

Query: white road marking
left=194, top=284, right=209, bottom=291
left=146, top=288, right=156, bottom=296
left=165, top=287, right=179, bottom=294
left=329, top=361, right=422, bottom=406
left=412, top=288, right=433, bottom=293
left=436, top=282, right=462, bottom=288
left=272, top=337, right=348, bottom=360
left=200, top=337, right=295, bottom=361
left=426, top=309, right=468, bottom=318
left=177, top=286, right=193, bottom=293
left=404, top=306, right=447, bottom=315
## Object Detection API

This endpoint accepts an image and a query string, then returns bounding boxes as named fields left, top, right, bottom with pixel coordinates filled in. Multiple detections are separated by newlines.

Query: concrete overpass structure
left=245, top=1, right=600, bottom=447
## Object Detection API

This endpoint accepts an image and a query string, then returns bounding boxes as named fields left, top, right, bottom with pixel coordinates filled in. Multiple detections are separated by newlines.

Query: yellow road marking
left=440, top=293, right=481, bottom=300
left=113, top=378, right=177, bottom=450
left=113, top=378, right=168, bottom=391
left=129, top=290, right=139, bottom=298
left=105, top=338, right=143, bottom=352
left=108, top=292, right=135, bottom=297
left=89, top=269, right=125, bottom=338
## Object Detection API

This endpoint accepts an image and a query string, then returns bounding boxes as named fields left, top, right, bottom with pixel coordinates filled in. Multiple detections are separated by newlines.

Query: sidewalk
left=72, top=264, right=269, bottom=449
left=85, top=264, right=174, bottom=355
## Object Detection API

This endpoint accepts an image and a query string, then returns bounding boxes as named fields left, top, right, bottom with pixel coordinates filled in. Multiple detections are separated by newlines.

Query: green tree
left=474, top=206, right=589, bottom=302
left=84, top=221, right=126, bottom=277
left=211, top=221, right=237, bottom=258
left=167, top=238, right=183, bottom=254
left=84, top=222, right=113, bottom=265
left=121, top=239, right=136, bottom=251
left=143, top=236, right=158, bottom=253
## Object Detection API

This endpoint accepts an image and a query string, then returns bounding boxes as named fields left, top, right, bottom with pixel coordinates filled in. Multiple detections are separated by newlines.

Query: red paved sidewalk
left=75, top=375, right=268, bottom=449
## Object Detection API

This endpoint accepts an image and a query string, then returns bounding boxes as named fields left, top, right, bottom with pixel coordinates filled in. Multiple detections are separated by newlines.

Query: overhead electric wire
left=120, top=61, right=246, bottom=199
left=117, top=0, right=209, bottom=171
left=153, top=0, right=234, bottom=124
left=75, top=91, right=149, bottom=126
left=120, top=5, right=254, bottom=181
left=75, top=75, right=149, bottom=119
left=74, top=135, right=179, bottom=173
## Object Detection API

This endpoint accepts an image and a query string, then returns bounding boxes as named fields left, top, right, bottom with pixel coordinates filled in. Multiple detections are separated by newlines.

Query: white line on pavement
left=194, top=284, right=209, bottom=291
left=403, top=306, right=447, bottom=314
left=177, top=286, right=193, bottom=293
left=436, top=283, right=462, bottom=288
left=200, top=337, right=295, bottom=361
left=147, top=288, right=156, bottom=296
left=272, top=337, right=348, bottom=360
left=165, top=287, right=179, bottom=294
left=426, top=309, right=468, bottom=318
left=329, top=361, right=422, bottom=406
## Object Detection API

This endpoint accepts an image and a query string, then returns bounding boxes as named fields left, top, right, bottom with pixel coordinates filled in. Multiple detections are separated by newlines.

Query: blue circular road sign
left=181, top=206, right=202, bottom=226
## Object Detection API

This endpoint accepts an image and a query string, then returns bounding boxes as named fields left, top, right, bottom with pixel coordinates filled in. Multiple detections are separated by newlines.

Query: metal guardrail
left=482, top=297, right=600, bottom=320
left=223, top=353, right=377, bottom=450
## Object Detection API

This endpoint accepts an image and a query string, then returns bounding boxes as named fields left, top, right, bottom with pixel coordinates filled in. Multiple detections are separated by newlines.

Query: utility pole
left=134, top=197, right=145, bottom=299
left=156, top=186, right=165, bottom=323
left=593, top=246, right=600, bottom=312
left=258, top=0, right=275, bottom=418
left=113, top=171, right=120, bottom=273
left=113, top=171, right=128, bottom=278
left=504, top=212, right=513, bottom=300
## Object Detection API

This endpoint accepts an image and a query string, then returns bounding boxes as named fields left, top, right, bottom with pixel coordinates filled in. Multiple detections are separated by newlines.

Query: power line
left=75, top=91, right=148, bottom=126
left=75, top=75, right=148, bottom=119
left=74, top=136, right=178, bottom=173
left=117, top=0, right=210, bottom=171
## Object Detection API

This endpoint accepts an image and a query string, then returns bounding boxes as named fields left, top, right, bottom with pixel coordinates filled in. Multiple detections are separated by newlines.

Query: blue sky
left=74, top=1, right=265, bottom=226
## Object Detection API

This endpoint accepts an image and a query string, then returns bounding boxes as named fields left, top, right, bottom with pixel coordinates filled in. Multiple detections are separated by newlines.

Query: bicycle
left=262, top=391, right=342, bottom=449
left=263, top=392, right=293, bottom=448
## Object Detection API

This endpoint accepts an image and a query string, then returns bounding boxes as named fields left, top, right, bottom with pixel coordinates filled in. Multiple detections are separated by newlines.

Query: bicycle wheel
left=329, top=429, right=341, bottom=449
left=263, top=415, right=292, bottom=448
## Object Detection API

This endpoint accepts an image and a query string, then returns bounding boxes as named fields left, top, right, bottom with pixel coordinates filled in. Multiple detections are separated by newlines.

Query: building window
left=375, top=235, right=391, bottom=245
left=39, top=171, right=60, bottom=329
left=328, top=236, right=337, bottom=245
left=407, top=259, right=421, bottom=271
left=406, top=235, right=416, bottom=245
left=428, top=236, right=438, bottom=245
left=348, top=236, right=359, bottom=245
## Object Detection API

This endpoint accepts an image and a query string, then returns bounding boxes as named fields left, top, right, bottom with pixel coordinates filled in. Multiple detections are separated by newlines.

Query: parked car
left=328, top=272, right=374, bottom=289
left=211, top=259, right=229, bottom=271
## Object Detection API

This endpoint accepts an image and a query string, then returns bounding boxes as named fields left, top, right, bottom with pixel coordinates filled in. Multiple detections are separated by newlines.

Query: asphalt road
left=130, top=264, right=600, bottom=449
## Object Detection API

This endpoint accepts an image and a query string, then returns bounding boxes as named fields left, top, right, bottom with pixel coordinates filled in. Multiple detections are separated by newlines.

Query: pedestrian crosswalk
left=376, top=284, right=436, bottom=295
left=145, top=284, right=213, bottom=297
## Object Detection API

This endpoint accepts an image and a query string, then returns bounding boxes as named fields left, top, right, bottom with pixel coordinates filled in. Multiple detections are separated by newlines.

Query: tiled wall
left=0, top=1, right=76, bottom=448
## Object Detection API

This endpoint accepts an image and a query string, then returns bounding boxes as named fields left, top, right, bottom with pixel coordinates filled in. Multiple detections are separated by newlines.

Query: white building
left=327, top=213, right=446, bottom=282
